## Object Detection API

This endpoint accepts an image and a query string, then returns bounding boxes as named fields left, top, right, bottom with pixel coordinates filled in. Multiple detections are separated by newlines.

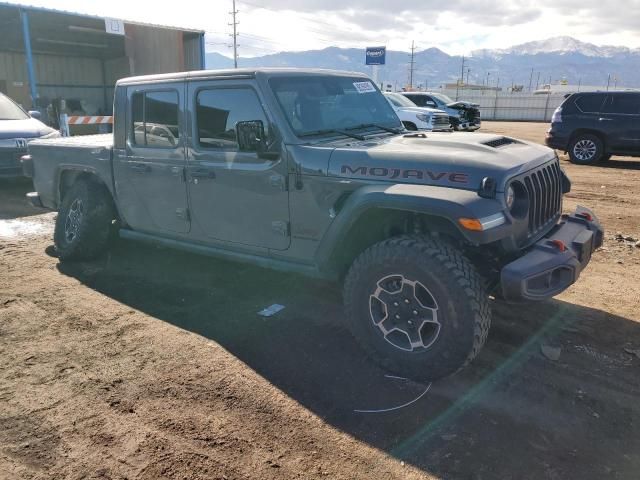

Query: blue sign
left=365, top=46, right=386, bottom=65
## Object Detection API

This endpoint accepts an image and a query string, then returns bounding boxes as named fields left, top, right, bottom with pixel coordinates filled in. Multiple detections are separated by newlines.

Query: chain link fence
left=441, top=89, right=566, bottom=122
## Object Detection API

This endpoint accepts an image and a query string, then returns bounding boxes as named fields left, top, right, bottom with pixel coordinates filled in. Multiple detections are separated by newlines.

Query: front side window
left=575, top=94, right=605, bottom=113
left=602, top=95, right=640, bottom=115
left=269, top=75, right=401, bottom=136
left=386, top=93, right=417, bottom=108
left=131, top=90, right=180, bottom=148
left=196, top=88, right=268, bottom=150
left=431, top=93, right=453, bottom=105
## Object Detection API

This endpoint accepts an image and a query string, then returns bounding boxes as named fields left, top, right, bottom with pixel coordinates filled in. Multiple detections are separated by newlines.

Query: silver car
left=0, top=93, right=60, bottom=177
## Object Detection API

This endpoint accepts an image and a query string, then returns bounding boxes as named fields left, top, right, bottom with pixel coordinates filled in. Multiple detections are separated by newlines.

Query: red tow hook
left=576, top=212, right=593, bottom=222
left=550, top=239, right=567, bottom=252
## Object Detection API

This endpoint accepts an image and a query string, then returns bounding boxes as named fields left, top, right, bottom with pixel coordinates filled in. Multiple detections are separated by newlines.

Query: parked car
left=545, top=91, right=640, bottom=165
left=401, top=92, right=481, bottom=131
left=384, top=92, right=451, bottom=131
left=23, top=69, right=602, bottom=382
left=0, top=92, right=60, bottom=177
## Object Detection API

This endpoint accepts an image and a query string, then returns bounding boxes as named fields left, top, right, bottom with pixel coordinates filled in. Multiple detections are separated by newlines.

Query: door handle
left=130, top=162, right=151, bottom=173
left=190, top=169, right=216, bottom=179
left=598, top=117, right=613, bottom=121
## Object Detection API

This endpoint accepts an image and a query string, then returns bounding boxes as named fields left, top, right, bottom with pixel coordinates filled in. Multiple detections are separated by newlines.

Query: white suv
left=384, top=92, right=451, bottom=131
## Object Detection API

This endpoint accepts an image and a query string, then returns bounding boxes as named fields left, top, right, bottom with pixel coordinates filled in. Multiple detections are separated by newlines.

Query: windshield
left=431, top=92, right=454, bottom=105
left=269, top=75, right=402, bottom=136
left=385, top=93, right=417, bottom=108
left=0, top=94, right=29, bottom=121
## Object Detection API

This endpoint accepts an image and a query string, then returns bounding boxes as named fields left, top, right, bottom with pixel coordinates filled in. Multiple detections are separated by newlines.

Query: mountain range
left=205, top=36, right=640, bottom=90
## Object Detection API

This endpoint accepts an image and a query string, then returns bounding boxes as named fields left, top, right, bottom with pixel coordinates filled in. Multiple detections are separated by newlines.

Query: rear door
left=113, top=85, right=190, bottom=234
left=185, top=80, right=290, bottom=250
left=599, top=93, right=640, bottom=151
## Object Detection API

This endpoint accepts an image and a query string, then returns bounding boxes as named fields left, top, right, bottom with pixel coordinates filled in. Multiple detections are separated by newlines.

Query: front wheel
left=343, top=235, right=491, bottom=382
left=568, top=134, right=603, bottom=165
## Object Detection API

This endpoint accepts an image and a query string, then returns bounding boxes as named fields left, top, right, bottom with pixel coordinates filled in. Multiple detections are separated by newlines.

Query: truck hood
left=0, top=118, right=56, bottom=140
left=446, top=101, right=480, bottom=109
left=397, top=106, right=444, bottom=115
left=327, top=132, right=556, bottom=192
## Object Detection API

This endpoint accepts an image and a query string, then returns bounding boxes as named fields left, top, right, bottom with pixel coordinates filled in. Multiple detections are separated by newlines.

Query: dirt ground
left=1, top=121, right=639, bottom=480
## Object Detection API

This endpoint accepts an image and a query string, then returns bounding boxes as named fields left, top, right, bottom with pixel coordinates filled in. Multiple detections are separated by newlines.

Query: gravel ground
left=1, top=121, right=639, bottom=479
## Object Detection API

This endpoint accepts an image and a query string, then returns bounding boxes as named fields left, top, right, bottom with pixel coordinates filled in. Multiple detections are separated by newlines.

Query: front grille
left=462, top=107, right=481, bottom=122
left=432, top=114, right=451, bottom=130
left=521, top=159, right=563, bottom=238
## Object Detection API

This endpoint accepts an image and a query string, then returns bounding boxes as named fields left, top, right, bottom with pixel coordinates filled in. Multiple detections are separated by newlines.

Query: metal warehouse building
left=0, top=2, right=204, bottom=127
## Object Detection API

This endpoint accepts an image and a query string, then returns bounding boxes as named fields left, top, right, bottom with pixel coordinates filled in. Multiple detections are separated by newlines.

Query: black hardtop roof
left=116, top=68, right=369, bottom=86
left=572, top=91, right=640, bottom=96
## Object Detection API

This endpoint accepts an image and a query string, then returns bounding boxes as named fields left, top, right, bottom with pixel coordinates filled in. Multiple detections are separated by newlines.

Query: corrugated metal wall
left=183, top=33, right=202, bottom=71
left=0, top=51, right=111, bottom=113
left=125, top=23, right=184, bottom=75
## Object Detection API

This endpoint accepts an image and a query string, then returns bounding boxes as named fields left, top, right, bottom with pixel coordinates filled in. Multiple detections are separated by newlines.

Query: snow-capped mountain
left=206, top=36, right=640, bottom=89
left=472, top=36, right=635, bottom=58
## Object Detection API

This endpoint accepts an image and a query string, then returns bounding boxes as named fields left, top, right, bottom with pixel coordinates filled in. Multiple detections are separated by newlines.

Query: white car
left=384, top=92, right=451, bottom=132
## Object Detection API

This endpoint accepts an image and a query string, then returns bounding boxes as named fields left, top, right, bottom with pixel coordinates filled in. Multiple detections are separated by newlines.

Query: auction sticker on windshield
left=353, top=81, right=376, bottom=93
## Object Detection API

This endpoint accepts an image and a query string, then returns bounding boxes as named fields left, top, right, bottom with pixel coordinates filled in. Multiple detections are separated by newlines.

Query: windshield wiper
left=298, top=128, right=365, bottom=141
left=346, top=123, right=403, bottom=134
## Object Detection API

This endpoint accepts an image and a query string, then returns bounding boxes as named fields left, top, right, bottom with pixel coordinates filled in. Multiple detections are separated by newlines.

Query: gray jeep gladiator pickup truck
left=23, top=68, right=603, bottom=381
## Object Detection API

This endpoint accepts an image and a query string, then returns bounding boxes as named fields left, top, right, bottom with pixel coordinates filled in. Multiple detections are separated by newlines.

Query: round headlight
left=505, top=185, right=515, bottom=209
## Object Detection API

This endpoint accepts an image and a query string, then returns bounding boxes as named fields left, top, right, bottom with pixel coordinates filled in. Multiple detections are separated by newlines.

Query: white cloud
left=5, top=0, right=640, bottom=57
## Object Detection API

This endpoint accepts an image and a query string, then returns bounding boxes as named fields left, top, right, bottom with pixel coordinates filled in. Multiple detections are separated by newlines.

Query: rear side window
left=195, top=88, right=268, bottom=150
left=131, top=90, right=180, bottom=148
left=574, top=94, right=605, bottom=113
left=602, top=94, right=640, bottom=115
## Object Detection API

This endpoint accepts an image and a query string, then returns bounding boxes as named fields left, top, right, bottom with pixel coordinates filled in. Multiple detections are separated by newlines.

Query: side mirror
left=236, top=120, right=266, bottom=152
left=28, top=110, right=42, bottom=120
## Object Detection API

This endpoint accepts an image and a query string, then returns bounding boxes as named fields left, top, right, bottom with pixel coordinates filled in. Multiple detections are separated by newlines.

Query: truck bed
left=28, top=134, right=114, bottom=209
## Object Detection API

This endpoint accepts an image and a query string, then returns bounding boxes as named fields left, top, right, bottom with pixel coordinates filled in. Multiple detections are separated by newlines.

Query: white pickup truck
left=384, top=92, right=451, bottom=132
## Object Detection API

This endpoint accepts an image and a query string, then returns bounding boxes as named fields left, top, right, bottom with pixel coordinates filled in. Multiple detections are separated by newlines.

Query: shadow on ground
left=599, top=157, right=640, bottom=170
left=57, top=239, right=640, bottom=480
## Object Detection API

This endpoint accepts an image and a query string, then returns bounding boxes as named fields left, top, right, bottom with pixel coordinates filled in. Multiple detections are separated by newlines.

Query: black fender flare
left=314, top=183, right=507, bottom=273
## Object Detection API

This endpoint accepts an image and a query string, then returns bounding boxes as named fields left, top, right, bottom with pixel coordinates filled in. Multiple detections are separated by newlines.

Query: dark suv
left=546, top=91, right=640, bottom=165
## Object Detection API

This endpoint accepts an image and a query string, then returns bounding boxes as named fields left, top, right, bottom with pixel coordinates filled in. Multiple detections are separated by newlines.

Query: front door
left=186, top=81, right=290, bottom=250
left=114, top=86, right=190, bottom=234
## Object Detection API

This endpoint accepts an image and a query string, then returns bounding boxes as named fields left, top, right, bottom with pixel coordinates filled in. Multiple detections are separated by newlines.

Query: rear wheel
left=343, top=235, right=491, bottom=382
left=568, top=134, right=603, bottom=165
left=54, top=179, right=115, bottom=261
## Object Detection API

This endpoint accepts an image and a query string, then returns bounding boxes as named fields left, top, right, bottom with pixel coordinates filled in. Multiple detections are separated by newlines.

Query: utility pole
left=408, top=40, right=416, bottom=89
left=466, top=67, right=471, bottom=86
left=528, top=67, right=534, bottom=92
left=535, top=71, right=541, bottom=90
left=456, top=55, right=466, bottom=100
left=229, top=0, right=239, bottom=68
left=606, top=73, right=611, bottom=91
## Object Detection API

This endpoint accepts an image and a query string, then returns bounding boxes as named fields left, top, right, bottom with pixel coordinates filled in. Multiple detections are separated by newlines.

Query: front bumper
left=500, top=206, right=603, bottom=301
left=545, top=129, right=570, bottom=151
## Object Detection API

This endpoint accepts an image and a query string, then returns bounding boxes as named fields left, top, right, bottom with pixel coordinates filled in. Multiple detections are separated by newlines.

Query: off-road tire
left=54, top=179, right=115, bottom=261
left=343, top=235, right=491, bottom=381
left=568, top=134, right=604, bottom=165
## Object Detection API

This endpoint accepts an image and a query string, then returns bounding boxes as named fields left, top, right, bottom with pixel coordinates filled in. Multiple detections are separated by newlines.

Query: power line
left=229, top=0, right=239, bottom=68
